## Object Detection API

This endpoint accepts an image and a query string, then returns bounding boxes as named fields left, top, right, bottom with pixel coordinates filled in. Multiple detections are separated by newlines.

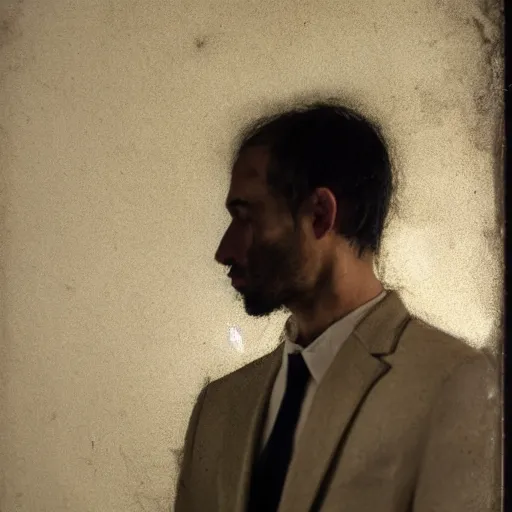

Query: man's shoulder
left=404, top=316, right=486, bottom=352
left=396, top=316, right=497, bottom=377
left=207, top=345, right=281, bottom=392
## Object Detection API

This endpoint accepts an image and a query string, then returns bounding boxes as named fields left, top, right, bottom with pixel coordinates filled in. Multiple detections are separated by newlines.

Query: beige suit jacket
left=174, top=291, right=500, bottom=512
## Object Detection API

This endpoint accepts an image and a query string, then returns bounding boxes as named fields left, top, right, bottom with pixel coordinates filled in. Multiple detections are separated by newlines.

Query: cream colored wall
left=0, top=0, right=503, bottom=510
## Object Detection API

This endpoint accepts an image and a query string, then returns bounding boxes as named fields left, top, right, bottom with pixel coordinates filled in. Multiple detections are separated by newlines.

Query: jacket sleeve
left=173, top=384, right=209, bottom=512
left=412, top=349, right=501, bottom=512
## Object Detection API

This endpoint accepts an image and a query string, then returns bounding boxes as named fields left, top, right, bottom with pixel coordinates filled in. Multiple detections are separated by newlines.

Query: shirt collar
left=280, top=290, right=388, bottom=384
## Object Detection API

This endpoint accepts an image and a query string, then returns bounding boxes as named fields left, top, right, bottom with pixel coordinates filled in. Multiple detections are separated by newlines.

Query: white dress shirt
left=259, top=289, right=388, bottom=455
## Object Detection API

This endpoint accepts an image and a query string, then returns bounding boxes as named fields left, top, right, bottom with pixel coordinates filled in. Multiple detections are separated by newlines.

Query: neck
left=291, top=259, right=384, bottom=348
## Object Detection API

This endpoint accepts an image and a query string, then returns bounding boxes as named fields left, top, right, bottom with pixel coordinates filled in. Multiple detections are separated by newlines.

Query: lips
left=229, top=272, right=246, bottom=287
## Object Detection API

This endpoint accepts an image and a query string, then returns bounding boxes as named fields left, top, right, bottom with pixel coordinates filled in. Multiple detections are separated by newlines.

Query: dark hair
left=234, top=102, right=394, bottom=258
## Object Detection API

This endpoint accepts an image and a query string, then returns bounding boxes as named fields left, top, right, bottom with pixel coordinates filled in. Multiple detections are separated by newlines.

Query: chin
left=245, top=306, right=275, bottom=318
left=242, top=293, right=283, bottom=317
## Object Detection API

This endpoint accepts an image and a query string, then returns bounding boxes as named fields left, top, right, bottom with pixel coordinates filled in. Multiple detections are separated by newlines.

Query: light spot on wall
left=229, top=325, right=244, bottom=353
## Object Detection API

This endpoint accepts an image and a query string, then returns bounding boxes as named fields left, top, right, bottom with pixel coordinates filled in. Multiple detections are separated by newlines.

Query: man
left=174, top=103, right=499, bottom=511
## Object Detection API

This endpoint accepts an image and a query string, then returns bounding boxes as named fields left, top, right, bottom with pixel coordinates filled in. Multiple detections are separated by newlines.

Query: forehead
left=225, top=146, right=270, bottom=206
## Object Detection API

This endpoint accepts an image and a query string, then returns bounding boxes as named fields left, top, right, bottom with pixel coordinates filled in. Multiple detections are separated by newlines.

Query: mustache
left=228, top=268, right=245, bottom=278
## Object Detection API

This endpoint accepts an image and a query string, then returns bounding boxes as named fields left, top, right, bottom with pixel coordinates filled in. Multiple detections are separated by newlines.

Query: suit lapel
left=278, top=290, right=411, bottom=512
left=277, top=335, right=390, bottom=512
left=219, top=343, right=283, bottom=512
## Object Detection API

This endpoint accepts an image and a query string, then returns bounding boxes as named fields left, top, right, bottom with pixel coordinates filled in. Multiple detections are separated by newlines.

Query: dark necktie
left=248, top=352, right=311, bottom=512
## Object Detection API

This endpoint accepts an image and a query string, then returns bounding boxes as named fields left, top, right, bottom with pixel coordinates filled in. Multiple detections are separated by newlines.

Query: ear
left=311, top=188, right=337, bottom=239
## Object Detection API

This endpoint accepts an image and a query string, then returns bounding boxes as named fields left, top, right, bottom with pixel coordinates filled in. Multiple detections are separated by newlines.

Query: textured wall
left=0, top=0, right=503, bottom=510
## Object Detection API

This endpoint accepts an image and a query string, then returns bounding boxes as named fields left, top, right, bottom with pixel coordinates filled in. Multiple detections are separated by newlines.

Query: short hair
left=234, top=102, right=394, bottom=258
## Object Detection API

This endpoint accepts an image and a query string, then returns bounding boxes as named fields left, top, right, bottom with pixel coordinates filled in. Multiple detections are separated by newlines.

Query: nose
left=215, top=224, right=245, bottom=269
left=215, top=227, right=235, bottom=267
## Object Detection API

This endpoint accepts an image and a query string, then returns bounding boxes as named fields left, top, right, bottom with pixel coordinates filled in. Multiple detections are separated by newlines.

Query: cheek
left=231, top=222, right=254, bottom=248
left=245, top=226, right=255, bottom=249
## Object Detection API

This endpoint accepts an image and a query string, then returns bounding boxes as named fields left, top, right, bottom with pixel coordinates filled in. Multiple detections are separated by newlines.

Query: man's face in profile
left=214, top=146, right=314, bottom=318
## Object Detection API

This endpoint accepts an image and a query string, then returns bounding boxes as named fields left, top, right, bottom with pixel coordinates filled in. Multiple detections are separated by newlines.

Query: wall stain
left=0, top=0, right=23, bottom=51
left=469, top=10, right=503, bottom=122
left=425, top=0, right=504, bottom=305
left=419, top=0, right=503, bottom=154
left=194, top=36, right=207, bottom=50
left=471, top=16, right=492, bottom=45
left=476, top=0, right=503, bottom=26
left=470, top=1, right=503, bottom=152
left=471, top=2, right=505, bottom=339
